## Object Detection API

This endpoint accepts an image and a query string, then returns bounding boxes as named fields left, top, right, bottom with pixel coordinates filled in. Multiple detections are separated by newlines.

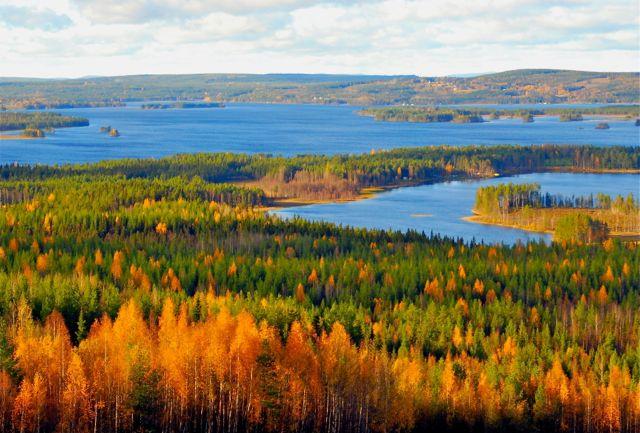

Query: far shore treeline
left=360, top=105, right=640, bottom=123
left=1, top=69, right=639, bottom=109
left=1, top=144, right=638, bottom=203
left=0, top=112, right=89, bottom=132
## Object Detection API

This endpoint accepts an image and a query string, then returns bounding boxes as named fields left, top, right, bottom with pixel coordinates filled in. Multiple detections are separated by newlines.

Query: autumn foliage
left=0, top=151, right=638, bottom=432
left=0, top=296, right=638, bottom=433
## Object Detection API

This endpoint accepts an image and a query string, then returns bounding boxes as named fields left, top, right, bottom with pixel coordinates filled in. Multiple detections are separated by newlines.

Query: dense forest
left=0, top=69, right=638, bottom=109
left=0, top=146, right=637, bottom=432
left=473, top=183, right=639, bottom=241
left=360, top=105, right=640, bottom=124
left=0, top=113, right=89, bottom=132
left=1, top=144, right=638, bottom=202
left=0, top=162, right=637, bottom=432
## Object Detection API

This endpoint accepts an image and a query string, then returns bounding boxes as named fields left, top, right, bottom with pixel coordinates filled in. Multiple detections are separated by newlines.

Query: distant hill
left=446, top=72, right=494, bottom=78
left=0, top=69, right=637, bottom=108
left=375, top=69, right=639, bottom=105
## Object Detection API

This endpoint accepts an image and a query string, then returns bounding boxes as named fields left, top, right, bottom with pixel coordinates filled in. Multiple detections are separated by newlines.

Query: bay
left=0, top=103, right=638, bottom=164
left=272, top=173, right=640, bottom=245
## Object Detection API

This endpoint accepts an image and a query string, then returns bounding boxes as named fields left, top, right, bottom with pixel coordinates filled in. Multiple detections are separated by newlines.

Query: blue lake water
left=0, top=103, right=638, bottom=243
left=273, top=173, right=640, bottom=245
left=0, top=103, right=638, bottom=164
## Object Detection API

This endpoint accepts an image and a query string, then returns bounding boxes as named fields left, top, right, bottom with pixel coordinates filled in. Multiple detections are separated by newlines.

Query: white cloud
left=0, top=4, right=72, bottom=30
left=0, top=0, right=637, bottom=77
left=154, top=13, right=264, bottom=44
left=69, top=0, right=339, bottom=23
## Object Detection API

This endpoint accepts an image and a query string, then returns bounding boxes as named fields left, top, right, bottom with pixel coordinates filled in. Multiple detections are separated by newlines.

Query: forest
left=472, top=183, right=640, bottom=241
left=359, top=108, right=485, bottom=123
left=0, top=113, right=89, bottom=132
left=1, top=144, right=638, bottom=202
left=0, top=69, right=638, bottom=109
left=0, top=145, right=637, bottom=432
left=360, top=105, right=640, bottom=124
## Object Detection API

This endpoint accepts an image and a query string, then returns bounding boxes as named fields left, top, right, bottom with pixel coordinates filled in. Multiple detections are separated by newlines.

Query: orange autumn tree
left=78, top=300, right=153, bottom=433
left=60, top=353, right=92, bottom=433
left=0, top=297, right=637, bottom=433
left=281, top=321, right=322, bottom=431
left=13, top=309, right=72, bottom=431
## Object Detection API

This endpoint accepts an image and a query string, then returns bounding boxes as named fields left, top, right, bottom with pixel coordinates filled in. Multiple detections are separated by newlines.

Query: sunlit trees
left=474, top=183, right=637, bottom=241
left=60, top=353, right=92, bottom=433
left=554, top=214, right=609, bottom=243
left=0, top=296, right=636, bottom=432
left=0, top=147, right=637, bottom=432
left=281, top=321, right=321, bottom=432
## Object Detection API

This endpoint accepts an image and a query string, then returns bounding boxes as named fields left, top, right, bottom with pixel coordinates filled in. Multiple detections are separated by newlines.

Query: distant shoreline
left=546, top=166, right=640, bottom=174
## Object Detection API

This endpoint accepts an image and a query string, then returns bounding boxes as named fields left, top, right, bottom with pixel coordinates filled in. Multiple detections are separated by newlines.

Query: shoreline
left=464, top=212, right=640, bottom=240
left=462, top=214, right=553, bottom=235
left=249, top=175, right=474, bottom=212
left=545, top=166, right=640, bottom=174
left=256, top=168, right=639, bottom=212
left=256, top=186, right=393, bottom=212
left=0, top=134, right=38, bottom=140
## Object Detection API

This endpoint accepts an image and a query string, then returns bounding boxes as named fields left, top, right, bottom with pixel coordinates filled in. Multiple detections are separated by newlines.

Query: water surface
left=1, top=103, right=637, bottom=164
left=273, top=173, right=640, bottom=245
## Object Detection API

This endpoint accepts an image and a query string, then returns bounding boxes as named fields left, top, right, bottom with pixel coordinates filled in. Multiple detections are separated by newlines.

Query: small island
left=559, top=112, right=583, bottom=122
left=22, top=127, right=45, bottom=138
left=521, top=113, right=534, bottom=123
left=141, top=101, right=225, bottom=110
left=467, top=183, right=639, bottom=242
left=359, top=107, right=484, bottom=123
left=99, top=125, right=120, bottom=137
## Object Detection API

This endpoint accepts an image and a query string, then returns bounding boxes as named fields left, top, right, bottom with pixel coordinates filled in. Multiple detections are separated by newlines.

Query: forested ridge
left=0, top=146, right=637, bottom=432
left=1, top=69, right=638, bottom=108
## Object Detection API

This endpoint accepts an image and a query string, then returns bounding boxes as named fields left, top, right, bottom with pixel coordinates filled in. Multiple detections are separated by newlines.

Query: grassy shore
left=463, top=213, right=552, bottom=234
left=245, top=175, right=476, bottom=211
left=254, top=186, right=387, bottom=211
left=465, top=209, right=640, bottom=240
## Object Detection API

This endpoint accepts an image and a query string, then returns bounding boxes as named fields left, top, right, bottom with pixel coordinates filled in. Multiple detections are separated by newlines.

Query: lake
left=272, top=173, right=640, bottom=245
left=0, top=103, right=638, bottom=164
left=1, top=103, right=638, bottom=243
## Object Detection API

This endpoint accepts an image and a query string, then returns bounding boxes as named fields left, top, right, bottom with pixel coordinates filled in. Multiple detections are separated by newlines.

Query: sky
left=0, top=0, right=638, bottom=78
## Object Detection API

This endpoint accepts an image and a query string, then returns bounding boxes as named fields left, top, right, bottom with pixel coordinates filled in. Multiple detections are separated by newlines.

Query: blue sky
left=1, top=0, right=638, bottom=77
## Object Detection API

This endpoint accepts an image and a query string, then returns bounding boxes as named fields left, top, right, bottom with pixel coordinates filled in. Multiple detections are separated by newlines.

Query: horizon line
left=2, top=68, right=639, bottom=81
